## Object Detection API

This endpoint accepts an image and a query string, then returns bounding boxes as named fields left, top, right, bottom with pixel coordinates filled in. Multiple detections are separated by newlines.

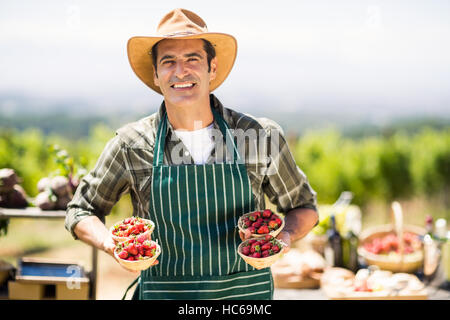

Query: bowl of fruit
left=110, top=216, right=155, bottom=243
left=357, top=225, right=425, bottom=273
left=114, top=237, right=161, bottom=271
left=237, top=235, right=285, bottom=270
left=238, top=209, right=285, bottom=238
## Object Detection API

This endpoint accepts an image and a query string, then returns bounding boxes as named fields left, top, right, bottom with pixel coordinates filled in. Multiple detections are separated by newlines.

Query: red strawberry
left=257, top=225, right=269, bottom=234
left=137, top=234, right=147, bottom=244
left=144, top=249, right=155, bottom=257
left=262, top=209, right=272, bottom=218
left=142, top=240, right=152, bottom=249
left=244, top=219, right=252, bottom=228
left=126, top=244, right=138, bottom=256
left=261, top=243, right=272, bottom=251
left=262, top=250, right=270, bottom=257
left=251, top=252, right=261, bottom=258
left=265, top=235, right=273, bottom=241
left=248, top=239, right=257, bottom=245
left=242, top=246, right=250, bottom=256
left=272, top=245, right=280, bottom=253
left=247, top=226, right=256, bottom=234
left=127, top=256, right=135, bottom=261
left=136, top=223, right=145, bottom=232
left=268, top=220, right=279, bottom=230
left=249, top=214, right=257, bottom=222
left=253, top=211, right=261, bottom=219
left=118, top=250, right=128, bottom=259
left=252, top=221, right=262, bottom=228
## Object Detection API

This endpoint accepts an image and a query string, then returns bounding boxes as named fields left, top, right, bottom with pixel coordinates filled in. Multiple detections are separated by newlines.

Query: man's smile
left=170, top=82, right=196, bottom=90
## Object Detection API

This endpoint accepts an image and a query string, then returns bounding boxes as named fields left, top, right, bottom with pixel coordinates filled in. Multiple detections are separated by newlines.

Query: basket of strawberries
left=238, top=209, right=284, bottom=238
left=110, top=216, right=155, bottom=243
left=237, top=235, right=285, bottom=270
left=114, top=236, right=161, bottom=271
left=357, top=202, right=425, bottom=273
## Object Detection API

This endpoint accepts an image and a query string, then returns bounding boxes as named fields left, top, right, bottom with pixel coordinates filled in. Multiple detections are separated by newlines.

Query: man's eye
left=187, top=58, right=198, bottom=62
left=162, top=60, right=174, bottom=65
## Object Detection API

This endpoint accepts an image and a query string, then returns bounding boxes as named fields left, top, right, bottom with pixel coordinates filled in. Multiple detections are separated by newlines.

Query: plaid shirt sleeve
left=260, top=119, right=318, bottom=214
left=65, top=135, right=131, bottom=239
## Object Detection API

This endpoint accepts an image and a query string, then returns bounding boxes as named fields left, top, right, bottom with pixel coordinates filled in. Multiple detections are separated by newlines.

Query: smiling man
left=65, top=8, right=318, bottom=300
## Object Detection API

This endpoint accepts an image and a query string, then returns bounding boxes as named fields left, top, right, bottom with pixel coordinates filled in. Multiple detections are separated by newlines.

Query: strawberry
left=142, top=240, right=152, bottom=249
left=272, top=245, right=280, bottom=253
left=242, top=246, right=250, bottom=255
left=249, top=214, right=257, bottom=222
left=257, top=225, right=269, bottom=234
left=268, top=220, right=279, bottom=230
left=248, top=239, right=257, bottom=245
left=262, top=250, right=270, bottom=257
left=244, top=219, right=252, bottom=228
left=251, top=252, right=261, bottom=258
left=126, top=243, right=138, bottom=256
left=253, top=211, right=261, bottom=219
left=265, top=235, right=273, bottom=241
left=136, top=223, right=145, bottom=233
left=261, top=243, right=272, bottom=251
left=247, top=226, right=256, bottom=234
left=118, top=250, right=128, bottom=259
left=250, top=243, right=261, bottom=253
left=127, top=256, right=135, bottom=261
left=262, top=209, right=272, bottom=218
left=136, top=233, right=147, bottom=244
left=252, top=221, right=262, bottom=228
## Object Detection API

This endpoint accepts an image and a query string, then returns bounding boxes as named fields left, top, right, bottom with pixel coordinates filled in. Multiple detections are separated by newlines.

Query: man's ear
left=209, top=57, right=218, bottom=82
left=153, top=68, right=160, bottom=87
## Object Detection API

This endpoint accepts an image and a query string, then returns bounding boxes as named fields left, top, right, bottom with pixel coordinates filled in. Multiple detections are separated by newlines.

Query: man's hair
left=151, top=39, right=216, bottom=75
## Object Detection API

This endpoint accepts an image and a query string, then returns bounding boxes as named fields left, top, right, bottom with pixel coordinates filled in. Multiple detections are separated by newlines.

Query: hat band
left=162, top=31, right=201, bottom=37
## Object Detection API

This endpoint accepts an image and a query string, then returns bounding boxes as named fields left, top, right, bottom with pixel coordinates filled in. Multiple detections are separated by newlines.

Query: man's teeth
left=173, top=83, right=194, bottom=88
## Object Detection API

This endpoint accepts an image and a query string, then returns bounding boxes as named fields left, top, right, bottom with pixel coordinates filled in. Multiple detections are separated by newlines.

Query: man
left=65, top=8, right=318, bottom=300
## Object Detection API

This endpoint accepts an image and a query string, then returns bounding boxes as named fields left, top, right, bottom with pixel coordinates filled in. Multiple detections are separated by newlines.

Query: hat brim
left=127, top=33, right=237, bottom=95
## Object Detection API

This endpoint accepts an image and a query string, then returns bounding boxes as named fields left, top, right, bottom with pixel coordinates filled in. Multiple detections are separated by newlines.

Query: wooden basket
left=357, top=202, right=425, bottom=273
left=114, top=240, right=161, bottom=272
left=110, top=218, right=155, bottom=243
left=237, top=238, right=284, bottom=270
left=237, top=211, right=285, bottom=239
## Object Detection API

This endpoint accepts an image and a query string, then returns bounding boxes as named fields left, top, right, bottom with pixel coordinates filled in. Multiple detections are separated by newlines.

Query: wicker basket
left=110, top=217, right=155, bottom=243
left=237, top=238, right=284, bottom=270
left=114, top=240, right=161, bottom=272
left=237, top=211, right=285, bottom=239
left=357, top=202, right=425, bottom=273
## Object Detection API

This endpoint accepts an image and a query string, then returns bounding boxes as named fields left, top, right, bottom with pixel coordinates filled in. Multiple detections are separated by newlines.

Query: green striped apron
left=127, top=107, right=273, bottom=300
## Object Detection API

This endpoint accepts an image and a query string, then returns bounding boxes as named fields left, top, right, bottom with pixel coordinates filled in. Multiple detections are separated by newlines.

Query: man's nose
left=174, top=61, right=188, bottom=79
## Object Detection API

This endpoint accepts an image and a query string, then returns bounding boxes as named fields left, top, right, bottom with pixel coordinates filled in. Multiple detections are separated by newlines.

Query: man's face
left=153, top=39, right=217, bottom=108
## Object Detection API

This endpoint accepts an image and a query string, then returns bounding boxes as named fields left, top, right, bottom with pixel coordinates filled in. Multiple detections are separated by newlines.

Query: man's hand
left=74, top=216, right=159, bottom=274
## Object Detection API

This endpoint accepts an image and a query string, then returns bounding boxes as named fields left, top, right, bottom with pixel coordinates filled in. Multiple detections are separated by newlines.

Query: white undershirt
left=174, top=123, right=215, bottom=164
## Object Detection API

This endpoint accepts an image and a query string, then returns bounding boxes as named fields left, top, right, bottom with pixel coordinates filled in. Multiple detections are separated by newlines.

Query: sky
left=1, top=0, right=450, bottom=119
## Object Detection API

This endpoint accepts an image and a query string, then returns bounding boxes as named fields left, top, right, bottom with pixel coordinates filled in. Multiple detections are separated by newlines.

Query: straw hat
left=127, top=8, right=238, bottom=95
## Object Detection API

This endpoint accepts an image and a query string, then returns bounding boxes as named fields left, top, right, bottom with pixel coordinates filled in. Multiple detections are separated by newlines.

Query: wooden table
left=0, top=207, right=98, bottom=300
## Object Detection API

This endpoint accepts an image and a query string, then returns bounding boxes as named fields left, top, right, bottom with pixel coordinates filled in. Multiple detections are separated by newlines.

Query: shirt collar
left=154, top=93, right=227, bottom=139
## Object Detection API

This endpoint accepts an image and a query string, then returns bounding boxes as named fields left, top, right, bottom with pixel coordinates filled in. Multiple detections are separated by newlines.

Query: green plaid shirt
left=65, top=94, right=317, bottom=239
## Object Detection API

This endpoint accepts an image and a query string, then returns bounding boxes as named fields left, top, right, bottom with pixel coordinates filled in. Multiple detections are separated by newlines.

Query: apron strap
left=153, top=106, right=241, bottom=167
left=121, top=275, right=140, bottom=300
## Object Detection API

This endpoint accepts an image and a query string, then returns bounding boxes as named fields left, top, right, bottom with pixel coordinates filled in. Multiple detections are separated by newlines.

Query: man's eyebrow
left=184, top=52, right=203, bottom=59
left=159, top=54, right=175, bottom=63
left=159, top=52, right=204, bottom=63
